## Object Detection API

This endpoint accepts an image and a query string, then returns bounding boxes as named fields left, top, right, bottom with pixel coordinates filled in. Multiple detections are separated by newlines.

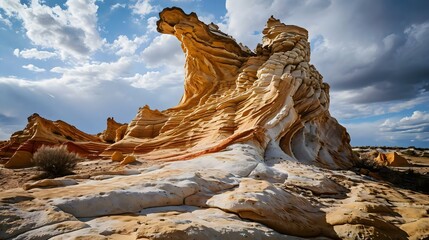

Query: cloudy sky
left=0, top=0, right=428, bottom=147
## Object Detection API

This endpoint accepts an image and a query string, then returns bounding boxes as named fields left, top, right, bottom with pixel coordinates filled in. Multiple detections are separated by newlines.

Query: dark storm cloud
left=314, top=0, right=429, bottom=104
left=225, top=0, right=429, bottom=107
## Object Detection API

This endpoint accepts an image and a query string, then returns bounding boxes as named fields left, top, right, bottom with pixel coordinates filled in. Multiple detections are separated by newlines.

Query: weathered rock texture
left=106, top=8, right=354, bottom=170
left=0, top=114, right=109, bottom=168
left=1, top=7, right=428, bottom=240
left=1, top=7, right=353, bottom=170
left=375, top=152, right=410, bottom=167
left=99, top=117, right=127, bottom=143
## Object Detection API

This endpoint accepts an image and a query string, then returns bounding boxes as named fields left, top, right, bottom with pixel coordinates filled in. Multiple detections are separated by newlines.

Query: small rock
left=120, top=155, right=136, bottom=165
left=111, top=151, right=123, bottom=162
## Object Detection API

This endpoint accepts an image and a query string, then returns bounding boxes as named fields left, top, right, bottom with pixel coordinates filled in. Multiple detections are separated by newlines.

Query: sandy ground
left=395, top=153, right=429, bottom=174
left=0, top=158, right=158, bottom=191
left=401, top=154, right=429, bottom=166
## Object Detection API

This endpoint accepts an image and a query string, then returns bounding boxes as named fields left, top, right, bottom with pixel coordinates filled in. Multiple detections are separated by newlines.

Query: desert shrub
left=354, top=154, right=429, bottom=194
left=32, top=145, right=80, bottom=177
left=354, top=157, right=382, bottom=171
left=401, top=149, right=417, bottom=157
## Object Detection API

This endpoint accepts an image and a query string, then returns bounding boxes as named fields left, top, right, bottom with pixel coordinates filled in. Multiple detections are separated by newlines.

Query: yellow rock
left=100, top=117, right=126, bottom=143
left=111, top=151, right=123, bottom=162
left=115, top=125, right=128, bottom=142
left=0, top=113, right=109, bottom=168
left=4, top=151, right=33, bottom=168
left=120, top=155, right=136, bottom=165
left=375, top=152, right=410, bottom=167
left=102, top=8, right=355, bottom=170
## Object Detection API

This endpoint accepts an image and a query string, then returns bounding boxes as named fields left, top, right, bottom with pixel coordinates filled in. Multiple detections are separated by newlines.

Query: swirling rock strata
left=108, top=8, right=354, bottom=169
left=1, top=8, right=428, bottom=240
left=1, top=114, right=109, bottom=168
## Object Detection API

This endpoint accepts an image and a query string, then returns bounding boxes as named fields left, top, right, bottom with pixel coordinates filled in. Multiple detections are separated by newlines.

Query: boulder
left=111, top=151, right=124, bottom=162
left=120, top=155, right=136, bottom=165
left=375, top=152, right=410, bottom=167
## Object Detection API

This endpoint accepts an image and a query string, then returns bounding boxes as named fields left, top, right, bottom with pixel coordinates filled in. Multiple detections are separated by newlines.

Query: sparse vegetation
left=354, top=156, right=382, bottom=170
left=354, top=152, right=429, bottom=194
left=32, top=145, right=80, bottom=177
left=401, top=149, right=417, bottom=157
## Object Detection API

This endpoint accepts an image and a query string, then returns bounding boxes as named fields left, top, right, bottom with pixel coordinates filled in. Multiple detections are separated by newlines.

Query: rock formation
left=106, top=8, right=354, bottom=170
left=99, top=117, right=127, bottom=143
left=375, top=152, right=410, bottom=167
left=0, top=114, right=109, bottom=168
left=1, top=7, right=428, bottom=240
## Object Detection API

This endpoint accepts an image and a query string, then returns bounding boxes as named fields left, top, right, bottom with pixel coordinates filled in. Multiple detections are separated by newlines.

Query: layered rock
left=106, top=8, right=354, bottom=170
left=99, top=117, right=127, bottom=143
left=0, top=114, right=108, bottom=168
left=1, top=7, right=428, bottom=240
left=1, top=8, right=353, bottom=169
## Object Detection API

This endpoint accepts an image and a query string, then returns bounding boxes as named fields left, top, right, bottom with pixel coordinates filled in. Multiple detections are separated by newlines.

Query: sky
left=0, top=0, right=428, bottom=148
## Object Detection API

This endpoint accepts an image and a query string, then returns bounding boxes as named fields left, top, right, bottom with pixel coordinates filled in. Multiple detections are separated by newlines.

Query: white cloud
left=1, top=56, right=135, bottom=100
left=198, top=14, right=216, bottom=25
left=343, top=112, right=429, bottom=147
left=109, top=35, right=147, bottom=56
left=0, top=12, right=12, bottom=27
left=146, top=16, right=158, bottom=33
left=381, top=111, right=429, bottom=132
left=131, top=0, right=158, bottom=17
left=14, top=48, right=57, bottom=60
left=379, top=111, right=429, bottom=143
left=13, top=48, right=19, bottom=56
left=0, top=71, right=184, bottom=140
left=330, top=91, right=429, bottom=120
left=0, top=0, right=103, bottom=60
left=140, top=34, right=184, bottom=69
left=22, top=64, right=45, bottom=72
left=404, top=21, right=429, bottom=43
left=50, top=57, right=133, bottom=89
left=110, top=3, right=126, bottom=11
left=126, top=70, right=183, bottom=90
left=128, top=33, right=185, bottom=90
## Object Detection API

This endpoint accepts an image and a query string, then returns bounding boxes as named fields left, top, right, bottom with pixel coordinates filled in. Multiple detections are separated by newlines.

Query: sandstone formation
left=99, top=117, right=127, bottom=143
left=0, top=114, right=109, bottom=168
left=375, top=152, right=410, bottom=167
left=106, top=8, right=354, bottom=171
left=111, top=151, right=124, bottom=162
left=120, top=155, right=136, bottom=165
left=1, top=7, right=428, bottom=240
left=0, top=115, right=131, bottom=168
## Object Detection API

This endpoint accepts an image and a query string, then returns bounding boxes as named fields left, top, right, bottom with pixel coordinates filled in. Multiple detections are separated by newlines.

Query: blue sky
left=0, top=0, right=428, bottom=148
